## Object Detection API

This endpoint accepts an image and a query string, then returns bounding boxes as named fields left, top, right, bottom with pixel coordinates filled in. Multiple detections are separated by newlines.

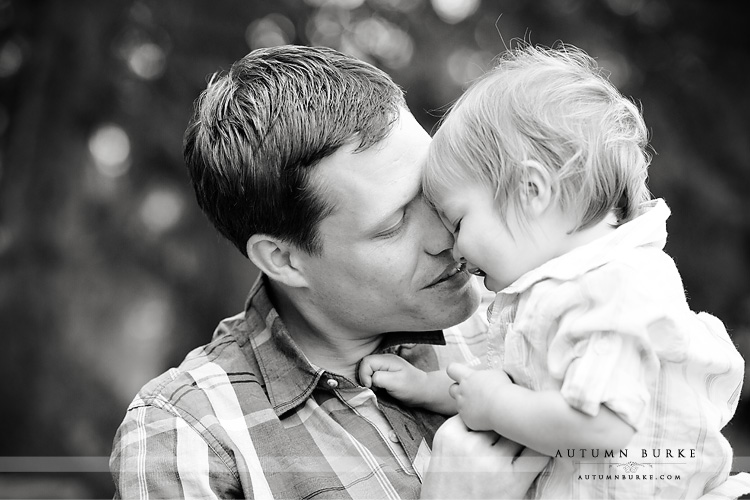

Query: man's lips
left=426, top=261, right=467, bottom=287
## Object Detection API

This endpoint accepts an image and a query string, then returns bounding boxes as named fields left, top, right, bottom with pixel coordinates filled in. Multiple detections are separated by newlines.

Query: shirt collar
left=500, top=198, right=670, bottom=296
left=237, top=274, right=445, bottom=417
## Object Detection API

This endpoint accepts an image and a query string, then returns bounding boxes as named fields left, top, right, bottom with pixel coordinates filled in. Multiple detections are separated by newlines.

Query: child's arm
left=447, top=363, right=635, bottom=457
left=359, top=354, right=457, bottom=415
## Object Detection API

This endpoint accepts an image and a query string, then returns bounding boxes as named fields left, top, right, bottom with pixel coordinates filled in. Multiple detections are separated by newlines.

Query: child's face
left=435, top=182, right=567, bottom=292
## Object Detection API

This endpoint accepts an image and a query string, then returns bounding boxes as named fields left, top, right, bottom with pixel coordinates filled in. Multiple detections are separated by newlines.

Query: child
left=359, top=44, right=746, bottom=499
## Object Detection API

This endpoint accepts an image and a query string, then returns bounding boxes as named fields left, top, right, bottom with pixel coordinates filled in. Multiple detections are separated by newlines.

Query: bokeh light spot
left=129, top=1, right=154, bottom=25
left=139, top=187, right=185, bottom=234
left=353, top=17, right=414, bottom=69
left=431, top=0, right=480, bottom=24
left=127, top=42, right=166, bottom=80
left=0, top=225, right=13, bottom=255
left=307, top=11, right=346, bottom=48
left=123, top=295, right=173, bottom=343
left=88, top=124, right=131, bottom=178
left=447, top=48, right=491, bottom=85
left=597, top=51, right=634, bottom=89
left=246, top=14, right=295, bottom=49
left=0, top=39, right=23, bottom=78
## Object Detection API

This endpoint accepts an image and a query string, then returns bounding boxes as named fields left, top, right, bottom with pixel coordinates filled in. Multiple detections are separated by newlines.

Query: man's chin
left=427, top=277, right=481, bottom=329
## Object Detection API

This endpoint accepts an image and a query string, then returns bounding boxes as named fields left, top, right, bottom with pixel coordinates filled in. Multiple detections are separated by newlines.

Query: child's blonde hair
left=424, top=43, right=651, bottom=231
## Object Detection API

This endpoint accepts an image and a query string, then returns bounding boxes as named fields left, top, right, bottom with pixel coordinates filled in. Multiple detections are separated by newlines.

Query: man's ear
left=246, top=234, right=309, bottom=288
left=520, top=160, right=554, bottom=215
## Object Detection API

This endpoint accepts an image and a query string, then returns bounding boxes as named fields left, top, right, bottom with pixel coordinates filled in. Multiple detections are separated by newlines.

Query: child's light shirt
left=487, top=199, right=745, bottom=499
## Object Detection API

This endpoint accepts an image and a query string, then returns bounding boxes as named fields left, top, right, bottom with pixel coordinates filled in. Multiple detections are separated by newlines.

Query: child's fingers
left=446, top=362, right=474, bottom=383
left=359, top=354, right=402, bottom=388
left=358, top=359, right=374, bottom=388
left=448, top=381, right=459, bottom=400
left=362, top=354, right=401, bottom=372
left=371, top=370, right=400, bottom=391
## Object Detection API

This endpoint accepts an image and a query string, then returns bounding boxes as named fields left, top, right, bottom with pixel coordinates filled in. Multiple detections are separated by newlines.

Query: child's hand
left=359, top=354, right=428, bottom=406
left=446, top=363, right=513, bottom=431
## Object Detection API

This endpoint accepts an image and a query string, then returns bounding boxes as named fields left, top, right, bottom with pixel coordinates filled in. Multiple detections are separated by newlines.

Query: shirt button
left=326, top=378, right=339, bottom=389
left=388, top=430, right=399, bottom=443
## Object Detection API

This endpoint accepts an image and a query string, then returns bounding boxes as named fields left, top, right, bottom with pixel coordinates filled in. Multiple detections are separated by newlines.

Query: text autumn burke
left=556, top=449, right=697, bottom=459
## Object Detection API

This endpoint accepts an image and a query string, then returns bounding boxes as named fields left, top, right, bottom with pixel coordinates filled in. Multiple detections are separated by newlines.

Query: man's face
left=297, top=109, right=480, bottom=337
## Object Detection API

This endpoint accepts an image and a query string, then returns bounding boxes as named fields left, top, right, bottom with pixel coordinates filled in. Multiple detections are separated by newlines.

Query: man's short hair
left=184, top=45, right=407, bottom=257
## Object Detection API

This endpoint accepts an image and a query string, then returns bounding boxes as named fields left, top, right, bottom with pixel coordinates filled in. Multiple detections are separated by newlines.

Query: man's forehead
left=325, top=162, right=419, bottom=216
left=312, top=108, right=430, bottom=225
left=313, top=150, right=422, bottom=228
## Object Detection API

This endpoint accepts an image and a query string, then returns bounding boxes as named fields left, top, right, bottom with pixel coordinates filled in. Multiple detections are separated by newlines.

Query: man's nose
left=418, top=198, right=455, bottom=257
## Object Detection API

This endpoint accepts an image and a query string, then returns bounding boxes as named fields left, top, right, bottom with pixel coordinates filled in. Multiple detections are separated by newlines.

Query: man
left=109, top=45, right=545, bottom=499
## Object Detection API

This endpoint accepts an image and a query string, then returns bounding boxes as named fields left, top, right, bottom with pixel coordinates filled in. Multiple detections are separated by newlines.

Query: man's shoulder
left=127, top=312, right=270, bottom=419
left=111, top=312, right=275, bottom=495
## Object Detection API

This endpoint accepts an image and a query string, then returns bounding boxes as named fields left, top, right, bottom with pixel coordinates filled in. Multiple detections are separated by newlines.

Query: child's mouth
left=468, top=267, right=486, bottom=277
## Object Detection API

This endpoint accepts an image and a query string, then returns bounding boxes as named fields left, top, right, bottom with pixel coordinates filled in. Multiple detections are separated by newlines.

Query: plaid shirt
left=110, top=275, right=487, bottom=499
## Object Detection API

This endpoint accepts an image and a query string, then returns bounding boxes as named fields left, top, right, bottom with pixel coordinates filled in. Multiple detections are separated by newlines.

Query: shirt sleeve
left=110, top=403, right=241, bottom=499
left=545, top=260, right=687, bottom=430
left=554, top=329, right=655, bottom=429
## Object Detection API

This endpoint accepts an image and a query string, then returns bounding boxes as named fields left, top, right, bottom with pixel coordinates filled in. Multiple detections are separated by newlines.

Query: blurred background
left=0, top=0, right=748, bottom=498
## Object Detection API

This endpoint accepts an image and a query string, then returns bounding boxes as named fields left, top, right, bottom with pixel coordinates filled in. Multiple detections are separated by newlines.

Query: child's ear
left=520, top=160, right=554, bottom=215
left=246, top=235, right=309, bottom=288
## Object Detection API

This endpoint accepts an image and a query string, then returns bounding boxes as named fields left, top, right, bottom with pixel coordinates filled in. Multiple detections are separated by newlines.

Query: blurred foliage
left=0, top=0, right=748, bottom=497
